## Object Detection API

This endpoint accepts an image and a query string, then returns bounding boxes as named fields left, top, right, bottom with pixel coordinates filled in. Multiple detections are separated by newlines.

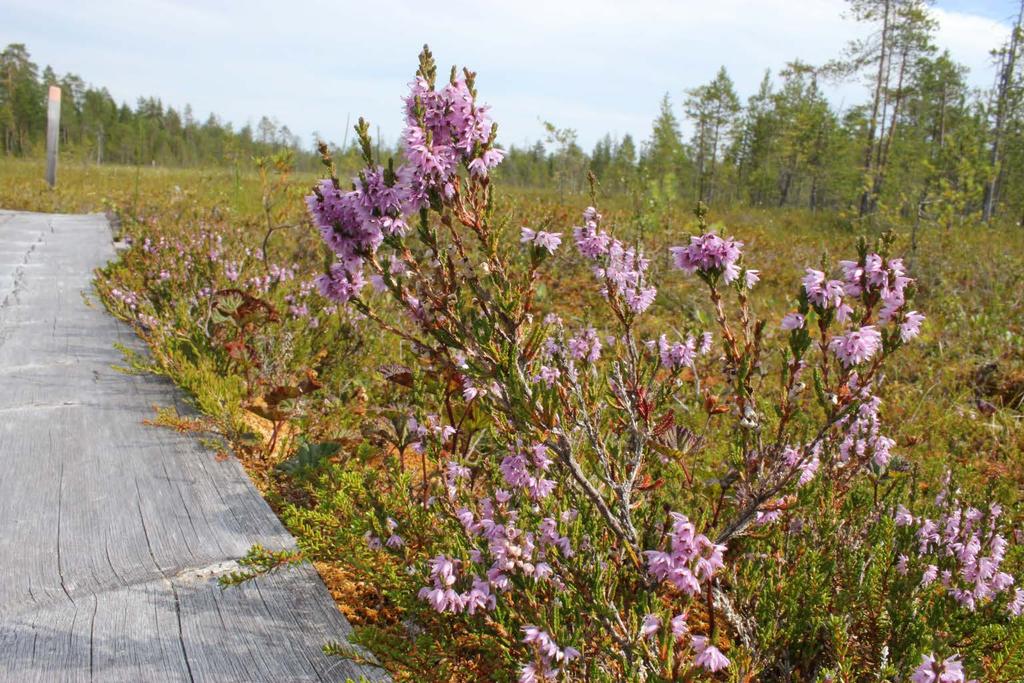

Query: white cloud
left=933, top=7, right=1008, bottom=90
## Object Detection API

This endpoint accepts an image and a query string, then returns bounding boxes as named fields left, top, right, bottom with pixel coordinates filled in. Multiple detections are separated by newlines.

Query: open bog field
left=1, top=151, right=1022, bottom=681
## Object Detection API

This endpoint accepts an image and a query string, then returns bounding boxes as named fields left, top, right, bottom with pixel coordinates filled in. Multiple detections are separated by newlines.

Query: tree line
left=0, top=43, right=317, bottom=169
left=3, top=0, right=1024, bottom=223
left=499, top=0, right=1024, bottom=225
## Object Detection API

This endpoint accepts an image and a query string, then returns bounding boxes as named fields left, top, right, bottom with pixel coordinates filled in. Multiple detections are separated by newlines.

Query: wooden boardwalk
left=0, top=210, right=388, bottom=682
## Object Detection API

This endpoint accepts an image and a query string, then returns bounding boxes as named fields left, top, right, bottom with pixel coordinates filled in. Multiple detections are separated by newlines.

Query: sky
left=0, top=0, right=1019, bottom=151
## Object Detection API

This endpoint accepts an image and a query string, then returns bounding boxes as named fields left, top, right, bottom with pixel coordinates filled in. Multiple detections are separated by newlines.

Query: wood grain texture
left=0, top=210, right=389, bottom=682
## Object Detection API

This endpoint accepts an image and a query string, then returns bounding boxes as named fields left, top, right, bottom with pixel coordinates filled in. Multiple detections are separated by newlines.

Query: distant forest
left=0, top=43, right=322, bottom=169
left=3, top=0, right=1024, bottom=223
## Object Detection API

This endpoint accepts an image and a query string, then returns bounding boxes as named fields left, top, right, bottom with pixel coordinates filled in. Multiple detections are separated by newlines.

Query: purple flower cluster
left=691, top=635, right=730, bottom=673
left=895, top=487, right=1020, bottom=614
left=670, top=232, right=750, bottom=286
left=520, top=227, right=562, bottom=254
left=800, top=253, right=924, bottom=366
left=911, top=654, right=973, bottom=683
left=567, top=327, right=602, bottom=363
left=573, top=207, right=657, bottom=314
left=309, top=67, right=504, bottom=304
left=828, top=325, right=883, bottom=367
left=500, top=444, right=556, bottom=500
left=792, top=254, right=925, bottom=370
left=839, top=254, right=913, bottom=321
left=836, top=377, right=895, bottom=468
left=642, top=612, right=729, bottom=672
left=108, top=287, right=140, bottom=312
left=404, top=74, right=502, bottom=193
left=418, top=494, right=574, bottom=615
left=572, top=206, right=612, bottom=259
left=307, top=174, right=404, bottom=304
left=657, top=334, right=695, bottom=370
left=783, top=443, right=821, bottom=487
left=802, top=268, right=848, bottom=315
left=519, top=626, right=580, bottom=683
left=644, top=513, right=726, bottom=596
left=652, top=332, right=712, bottom=371
left=365, top=517, right=405, bottom=550
left=781, top=312, right=805, bottom=331
left=417, top=554, right=496, bottom=615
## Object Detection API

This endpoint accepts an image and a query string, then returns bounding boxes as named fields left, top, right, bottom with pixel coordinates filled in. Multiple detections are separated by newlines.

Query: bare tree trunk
left=983, top=1, right=1023, bottom=223
left=708, top=118, right=721, bottom=205
left=778, top=168, right=793, bottom=207
left=859, top=0, right=892, bottom=217
left=874, top=43, right=910, bottom=207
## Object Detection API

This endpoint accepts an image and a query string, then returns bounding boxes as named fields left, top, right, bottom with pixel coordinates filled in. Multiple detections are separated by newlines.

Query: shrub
left=301, top=48, right=1021, bottom=681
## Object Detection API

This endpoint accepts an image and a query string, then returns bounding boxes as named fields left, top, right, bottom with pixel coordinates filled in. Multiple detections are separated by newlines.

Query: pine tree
left=685, top=67, right=741, bottom=205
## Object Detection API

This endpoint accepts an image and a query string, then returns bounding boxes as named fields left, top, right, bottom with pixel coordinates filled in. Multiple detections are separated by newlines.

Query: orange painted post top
left=46, top=86, right=61, bottom=187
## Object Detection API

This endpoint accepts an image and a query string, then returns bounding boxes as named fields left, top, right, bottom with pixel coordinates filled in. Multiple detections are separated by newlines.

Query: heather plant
left=298, top=47, right=1021, bottom=681
left=94, top=158, right=385, bottom=462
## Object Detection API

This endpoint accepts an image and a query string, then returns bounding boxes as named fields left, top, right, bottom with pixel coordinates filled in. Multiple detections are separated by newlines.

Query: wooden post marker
left=45, top=85, right=61, bottom=188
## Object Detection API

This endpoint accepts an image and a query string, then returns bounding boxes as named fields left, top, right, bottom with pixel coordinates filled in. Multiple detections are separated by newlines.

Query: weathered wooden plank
left=0, top=210, right=388, bottom=682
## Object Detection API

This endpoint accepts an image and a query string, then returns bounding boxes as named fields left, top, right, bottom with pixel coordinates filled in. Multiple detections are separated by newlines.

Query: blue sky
left=0, top=0, right=1017, bottom=151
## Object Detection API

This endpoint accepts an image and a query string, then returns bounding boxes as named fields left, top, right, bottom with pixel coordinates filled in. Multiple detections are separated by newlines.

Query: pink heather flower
left=901, top=311, right=925, bottom=342
left=658, top=334, right=696, bottom=370
left=626, top=286, right=658, bottom=313
left=670, top=613, right=689, bottom=640
left=594, top=239, right=657, bottom=314
left=895, top=505, right=914, bottom=526
left=500, top=446, right=556, bottom=500
left=640, top=614, right=660, bottom=639
left=521, top=627, right=579, bottom=674
left=520, top=227, right=562, bottom=254
left=912, top=655, right=940, bottom=683
left=316, top=262, right=367, bottom=305
left=900, top=486, right=1019, bottom=612
left=467, top=157, right=489, bottom=178
left=573, top=222, right=611, bottom=259
left=568, top=327, right=602, bottom=363
left=535, top=365, right=560, bottom=387
left=691, top=635, right=730, bottom=672
left=669, top=233, right=744, bottom=282
left=912, top=655, right=939, bottom=683
left=480, top=147, right=505, bottom=169
left=911, top=654, right=969, bottom=683
left=802, top=269, right=846, bottom=309
left=828, top=326, right=882, bottom=367
left=797, top=449, right=820, bottom=485
left=518, top=663, right=554, bottom=683
left=921, top=564, right=938, bottom=586
left=644, top=513, right=725, bottom=596
left=699, top=331, right=714, bottom=355
left=839, top=259, right=863, bottom=295
left=463, top=578, right=496, bottom=615
left=896, top=554, right=909, bottom=575
left=786, top=446, right=819, bottom=489
left=781, top=312, right=805, bottom=331
left=744, top=269, right=760, bottom=289
left=1008, top=588, right=1024, bottom=616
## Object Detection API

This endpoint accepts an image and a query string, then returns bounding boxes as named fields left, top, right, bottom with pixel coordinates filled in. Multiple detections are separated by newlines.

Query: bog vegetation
left=2, top=1, right=1024, bottom=681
